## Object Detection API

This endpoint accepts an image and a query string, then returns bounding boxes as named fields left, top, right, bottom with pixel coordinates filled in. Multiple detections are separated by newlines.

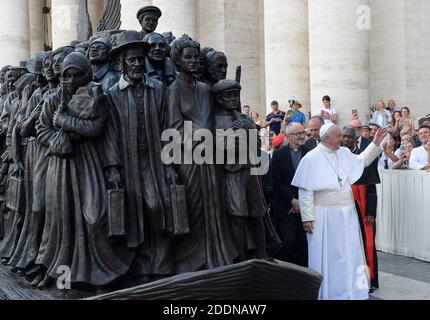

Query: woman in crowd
left=392, top=139, right=415, bottom=169
left=251, top=111, right=262, bottom=130
left=398, top=107, right=414, bottom=136
left=394, top=132, right=412, bottom=158
left=319, top=95, right=337, bottom=124
left=391, top=110, right=402, bottom=136
left=372, top=99, right=391, bottom=128
left=379, top=133, right=399, bottom=169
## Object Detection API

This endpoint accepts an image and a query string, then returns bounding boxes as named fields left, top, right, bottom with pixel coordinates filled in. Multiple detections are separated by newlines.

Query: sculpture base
left=0, top=263, right=95, bottom=300
left=0, top=259, right=322, bottom=300
left=89, top=259, right=323, bottom=301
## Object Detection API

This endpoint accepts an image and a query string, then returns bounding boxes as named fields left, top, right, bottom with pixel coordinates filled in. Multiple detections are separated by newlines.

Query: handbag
left=169, top=183, right=190, bottom=236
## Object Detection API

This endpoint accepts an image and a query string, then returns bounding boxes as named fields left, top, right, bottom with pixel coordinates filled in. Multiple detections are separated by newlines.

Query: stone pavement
left=370, top=252, right=430, bottom=300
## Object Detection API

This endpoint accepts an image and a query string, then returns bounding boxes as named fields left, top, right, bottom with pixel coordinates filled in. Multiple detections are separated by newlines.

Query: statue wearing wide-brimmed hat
left=106, top=28, right=176, bottom=281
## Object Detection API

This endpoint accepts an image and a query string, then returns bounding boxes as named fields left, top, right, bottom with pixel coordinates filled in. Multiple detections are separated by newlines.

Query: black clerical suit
left=353, top=137, right=380, bottom=289
left=271, top=145, right=310, bottom=267
left=304, top=137, right=319, bottom=151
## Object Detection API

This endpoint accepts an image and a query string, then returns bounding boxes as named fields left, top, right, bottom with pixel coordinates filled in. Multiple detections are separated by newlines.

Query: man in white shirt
left=409, top=125, right=430, bottom=170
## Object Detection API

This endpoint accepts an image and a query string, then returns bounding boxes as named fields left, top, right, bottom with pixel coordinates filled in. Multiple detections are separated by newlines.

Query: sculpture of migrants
left=0, top=5, right=323, bottom=301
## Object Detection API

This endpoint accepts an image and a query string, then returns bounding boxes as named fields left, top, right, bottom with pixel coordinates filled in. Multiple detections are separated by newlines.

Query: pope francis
left=292, top=123, right=386, bottom=300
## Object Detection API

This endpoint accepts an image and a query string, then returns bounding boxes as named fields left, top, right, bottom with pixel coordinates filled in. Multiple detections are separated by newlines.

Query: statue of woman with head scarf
left=35, top=52, right=133, bottom=290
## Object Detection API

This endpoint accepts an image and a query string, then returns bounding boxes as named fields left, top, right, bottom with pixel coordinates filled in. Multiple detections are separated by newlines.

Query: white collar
left=319, top=143, right=337, bottom=154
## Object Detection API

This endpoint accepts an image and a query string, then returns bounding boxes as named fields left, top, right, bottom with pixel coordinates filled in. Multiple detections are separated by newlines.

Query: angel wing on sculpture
left=97, top=0, right=122, bottom=32
left=77, top=0, right=93, bottom=42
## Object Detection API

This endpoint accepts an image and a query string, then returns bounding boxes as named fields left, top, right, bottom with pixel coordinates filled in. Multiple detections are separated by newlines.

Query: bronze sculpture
left=106, top=30, right=176, bottom=282
left=213, top=79, right=280, bottom=260
left=142, top=32, right=177, bottom=85
left=0, top=5, right=326, bottom=300
left=88, top=37, right=118, bottom=91
left=206, top=50, right=229, bottom=86
left=166, top=34, right=238, bottom=273
left=8, top=52, right=48, bottom=274
left=0, top=72, right=35, bottom=265
left=36, top=52, right=133, bottom=289
left=137, top=6, right=162, bottom=38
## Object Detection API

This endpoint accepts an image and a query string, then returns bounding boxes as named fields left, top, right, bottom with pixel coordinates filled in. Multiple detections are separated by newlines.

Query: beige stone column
left=369, top=0, right=405, bottom=109
left=197, top=0, right=264, bottom=116
left=265, top=0, right=310, bottom=117
left=152, top=0, right=197, bottom=39
left=29, top=0, right=46, bottom=55
left=197, top=0, right=225, bottom=50
left=308, top=0, right=370, bottom=126
left=88, top=0, right=106, bottom=30
left=0, top=0, right=30, bottom=66
left=51, top=0, right=80, bottom=48
left=121, top=0, right=152, bottom=31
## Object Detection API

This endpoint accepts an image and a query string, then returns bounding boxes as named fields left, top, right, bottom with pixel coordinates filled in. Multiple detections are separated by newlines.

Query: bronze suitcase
left=170, top=183, right=190, bottom=236
left=107, top=189, right=126, bottom=237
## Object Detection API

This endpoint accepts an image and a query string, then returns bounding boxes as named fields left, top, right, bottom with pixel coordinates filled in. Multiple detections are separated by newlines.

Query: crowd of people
left=246, top=97, right=430, bottom=172
left=245, top=95, right=429, bottom=300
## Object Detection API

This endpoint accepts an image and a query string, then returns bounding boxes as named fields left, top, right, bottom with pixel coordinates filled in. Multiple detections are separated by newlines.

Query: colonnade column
left=264, top=0, right=311, bottom=116
left=308, top=0, right=370, bottom=125
left=152, top=0, right=197, bottom=39
left=0, top=0, right=30, bottom=66
left=29, top=0, right=46, bottom=55
left=121, top=0, right=153, bottom=30
left=52, top=0, right=80, bottom=48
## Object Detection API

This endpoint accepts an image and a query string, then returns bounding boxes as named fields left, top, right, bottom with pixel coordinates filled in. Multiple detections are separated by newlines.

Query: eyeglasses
left=290, top=131, right=306, bottom=137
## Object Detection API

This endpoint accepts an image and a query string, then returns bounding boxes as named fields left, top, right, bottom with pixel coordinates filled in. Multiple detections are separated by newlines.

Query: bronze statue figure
left=7, top=52, right=48, bottom=274
left=213, top=79, right=281, bottom=261
left=137, top=6, right=162, bottom=38
left=142, top=32, right=177, bottom=85
left=88, top=37, right=118, bottom=91
left=206, top=50, right=228, bottom=86
left=166, top=34, right=238, bottom=274
left=0, top=72, right=35, bottom=265
left=106, top=30, right=175, bottom=282
left=36, top=52, right=133, bottom=289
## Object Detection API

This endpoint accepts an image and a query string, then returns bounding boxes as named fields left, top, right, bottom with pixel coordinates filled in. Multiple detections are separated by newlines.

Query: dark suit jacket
left=354, top=138, right=380, bottom=218
left=304, top=138, right=318, bottom=150
left=355, top=138, right=381, bottom=185
left=271, top=145, right=310, bottom=223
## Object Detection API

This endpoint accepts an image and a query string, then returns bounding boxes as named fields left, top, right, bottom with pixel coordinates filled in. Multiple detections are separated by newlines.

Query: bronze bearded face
left=124, top=47, right=146, bottom=81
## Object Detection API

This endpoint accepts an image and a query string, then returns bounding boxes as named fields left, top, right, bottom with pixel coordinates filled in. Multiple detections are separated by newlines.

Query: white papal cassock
left=292, top=143, right=382, bottom=300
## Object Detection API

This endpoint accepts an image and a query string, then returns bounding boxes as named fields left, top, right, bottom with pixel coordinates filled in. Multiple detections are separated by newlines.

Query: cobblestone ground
left=370, top=252, right=430, bottom=300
